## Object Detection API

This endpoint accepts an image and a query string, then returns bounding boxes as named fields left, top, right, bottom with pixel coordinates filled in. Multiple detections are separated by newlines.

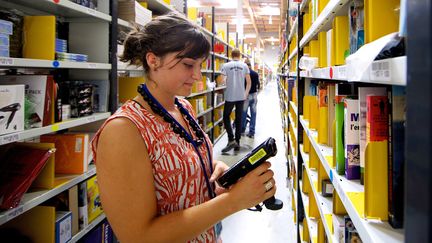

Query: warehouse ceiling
left=189, top=0, right=287, bottom=51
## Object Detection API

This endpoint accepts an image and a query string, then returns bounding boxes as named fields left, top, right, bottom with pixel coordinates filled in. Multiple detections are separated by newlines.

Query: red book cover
left=43, top=76, right=55, bottom=126
left=367, top=95, right=389, bottom=142
left=0, top=144, right=55, bottom=209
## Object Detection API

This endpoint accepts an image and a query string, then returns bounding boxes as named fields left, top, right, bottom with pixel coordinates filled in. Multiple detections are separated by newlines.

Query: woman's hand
left=210, top=160, right=230, bottom=195
left=224, top=161, right=276, bottom=211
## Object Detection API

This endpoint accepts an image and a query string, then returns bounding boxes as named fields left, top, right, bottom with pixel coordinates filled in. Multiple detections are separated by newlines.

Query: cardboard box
left=0, top=85, right=25, bottom=135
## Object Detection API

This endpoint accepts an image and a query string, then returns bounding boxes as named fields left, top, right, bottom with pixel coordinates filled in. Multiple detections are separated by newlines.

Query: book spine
left=367, top=96, right=389, bottom=142
left=335, top=96, right=346, bottom=175
left=78, top=181, right=88, bottom=230
left=388, top=87, right=405, bottom=228
left=344, top=99, right=360, bottom=180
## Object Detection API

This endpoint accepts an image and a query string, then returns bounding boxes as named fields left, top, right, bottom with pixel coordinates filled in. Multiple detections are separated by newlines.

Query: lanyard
left=140, top=85, right=216, bottom=199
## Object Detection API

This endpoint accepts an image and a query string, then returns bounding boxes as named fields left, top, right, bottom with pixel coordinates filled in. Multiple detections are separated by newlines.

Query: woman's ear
left=146, top=52, right=160, bottom=71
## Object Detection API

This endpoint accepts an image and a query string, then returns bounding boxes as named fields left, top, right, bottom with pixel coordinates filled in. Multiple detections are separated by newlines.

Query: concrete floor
left=213, top=79, right=297, bottom=243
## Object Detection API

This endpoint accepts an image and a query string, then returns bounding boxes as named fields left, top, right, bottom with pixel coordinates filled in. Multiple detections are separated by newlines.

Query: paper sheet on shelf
left=346, top=32, right=398, bottom=81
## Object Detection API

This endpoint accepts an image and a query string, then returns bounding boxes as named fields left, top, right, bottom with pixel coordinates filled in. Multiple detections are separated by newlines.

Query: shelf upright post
left=210, top=6, right=216, bottom=142
left=109, top=0, right=119, bottom=113
left=406, top=0, right=432, bottom=242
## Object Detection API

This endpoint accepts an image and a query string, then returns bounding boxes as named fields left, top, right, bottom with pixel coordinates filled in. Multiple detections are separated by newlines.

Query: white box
left=0, top=85, right=25, bottom=135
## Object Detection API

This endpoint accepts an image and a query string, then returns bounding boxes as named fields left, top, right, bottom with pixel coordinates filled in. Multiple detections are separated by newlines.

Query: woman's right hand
left=225, top=162, right=276, bottom=211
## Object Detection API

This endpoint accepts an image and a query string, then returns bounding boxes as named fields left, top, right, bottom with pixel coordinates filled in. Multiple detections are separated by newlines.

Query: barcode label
left=88, top=63, right=97, bottom=69
left=7, top=206, right=24, bottom=221
left=370, top=60, right=391, bottom=81
left=0, top=57, right=14, bottom=66
left=1, top=133, right=20, bottom=145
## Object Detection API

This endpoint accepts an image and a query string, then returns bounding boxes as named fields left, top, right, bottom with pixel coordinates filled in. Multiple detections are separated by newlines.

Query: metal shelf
left=299, top=0, right=351, bottom=49
left=299, top=56, right=406, bottom=85
left=70, top=213, right=107, bottom=243
left=117, top=61, right=143, bottom=71
left=146, top=0, right=176, bottom=14
left=300, top=145, right=337, bottom=243
left=214, top=130, right=227, bottom=145
left=0, top=57, right=111, bottom=70
left=299, top=182, right=319, bottom=243
left=197, top=107, right=213, bottom=118
left=0, top=113, right=111, bottom=146
left=215, top=101, right=225, bottom=109
left=186, top=89, right=213, bottom=98
left=0, top=0, right=111, bottom=22
left=214, top=85, right=226, bottom=91
left=290, top=101, right=298, bottom=117
left=213, top=53, right=229, bottom=60
left=299, top=116, right=404, bottom=243
left=288, top=17, right=298, bottom=43
left=0, top=165, right=97, bottom=226
left=214, top=118, right=223, bottom=127
left=201, top=69, right=213, bottom=73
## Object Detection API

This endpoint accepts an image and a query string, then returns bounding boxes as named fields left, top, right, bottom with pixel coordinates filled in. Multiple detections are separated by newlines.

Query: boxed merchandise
left=86, top=175, right=103, bottom=223
left=55, top=211, right=72, bottom=243
left=0, top=84, right=25, bottom=135
left=0, top=19, right=13, bottom=35
left=118, top=0, right=152, bottom=26
left=0, top=75, right=55, bottom=129
left=40, top=133, right=90, bottom=174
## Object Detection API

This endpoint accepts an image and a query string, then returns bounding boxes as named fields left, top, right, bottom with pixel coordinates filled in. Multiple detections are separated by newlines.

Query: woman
left=91, top=13, right=276, bottom=242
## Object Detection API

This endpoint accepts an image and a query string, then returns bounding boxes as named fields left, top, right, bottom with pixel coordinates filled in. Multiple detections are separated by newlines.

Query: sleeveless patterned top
left=91, top=99, right=216, bottom=242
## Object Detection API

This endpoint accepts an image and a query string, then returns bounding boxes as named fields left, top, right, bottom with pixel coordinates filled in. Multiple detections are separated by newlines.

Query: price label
left=1, top=133, right=20, bottom=145
left=370, top=60, right=391, bottom=81
left=0, top=57, right=14, bottom=66
left=87, top=116, right=96, bottom=122
left=87, top=8, right=97, bottom=16
left=7, top=206, right=24, bottom=221
left=338, top=66, right=347, bottom=80
left=51, top=124, right=60, bottom=132
left=87, top=63, right=97, bottom=69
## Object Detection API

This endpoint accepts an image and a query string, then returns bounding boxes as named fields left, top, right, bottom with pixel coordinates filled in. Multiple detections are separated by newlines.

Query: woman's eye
left=184, top=63, right=194, bottom=68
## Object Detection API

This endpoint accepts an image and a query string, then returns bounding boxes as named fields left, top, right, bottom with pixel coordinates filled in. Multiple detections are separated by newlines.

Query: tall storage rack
left=0, top=0, right=115, bottom=242
left=0, top=0, right=239, bottom=242
left=277, top=0, right=430, bottom=242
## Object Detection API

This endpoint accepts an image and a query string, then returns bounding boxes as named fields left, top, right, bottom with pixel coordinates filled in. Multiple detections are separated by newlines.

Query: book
left=358, top=87, right=386, bottom=184
left=366, top=96, right=389, bottom=142
left=78, top=181, right=88, bottom=230
left=349, top=0, right=365, bottom=54
left=344, top=99, right=360, bottom=180
left=327, top=84, right=336, bottom=147
left=0, top=144, right=55, bottom=209
left=40, top=133, right=89, bottom=174
left=318, top=82, right=328, bottom=144
left=388, top=86, right=405, bottom=228
left=318, top=31, right=327, bottom=68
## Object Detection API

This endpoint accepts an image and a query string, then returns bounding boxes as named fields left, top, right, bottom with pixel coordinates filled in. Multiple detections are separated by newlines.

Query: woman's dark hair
left=120, top=13, right=211, bottom=72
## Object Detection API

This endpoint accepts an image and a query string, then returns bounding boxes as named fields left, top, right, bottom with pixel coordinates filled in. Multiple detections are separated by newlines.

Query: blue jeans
left=242, top=93, right=258, bottom=135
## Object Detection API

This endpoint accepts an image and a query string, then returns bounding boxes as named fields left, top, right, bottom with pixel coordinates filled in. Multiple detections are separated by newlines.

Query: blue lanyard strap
left=140, top=84, right=216, bottom=199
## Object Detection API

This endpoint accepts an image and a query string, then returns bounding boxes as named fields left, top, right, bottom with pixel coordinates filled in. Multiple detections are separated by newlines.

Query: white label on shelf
left=87, top=116, right=96, bottom=122
left=7, top=206, right=24, bottom=221
left=87, top=8, right=97, bottom=16
left=0, top=57, right=14, bottom=66
left=370, top=60, right=391, bottom=81
left=87, top=63, right=97, bottom=69
left=338, top=66, right=347, bottom=80
left=1, top=133, right=20, bottom=145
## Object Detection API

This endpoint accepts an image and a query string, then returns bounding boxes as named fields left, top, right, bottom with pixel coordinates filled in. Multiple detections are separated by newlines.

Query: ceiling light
left=188, top=0, right=201, bottom=7
left=269, top=15, right=272, bottom=24
left=261, top=6, right=280, bottom=15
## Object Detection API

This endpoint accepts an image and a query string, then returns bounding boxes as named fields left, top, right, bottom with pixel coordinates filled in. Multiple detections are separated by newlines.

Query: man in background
left=220, top=49, right=251, bottom=153
left=241, top=60, right=260, bottom=138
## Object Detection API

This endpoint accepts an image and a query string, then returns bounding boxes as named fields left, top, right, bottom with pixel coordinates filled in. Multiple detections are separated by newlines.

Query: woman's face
left=152, top=52, right=206, bottom=97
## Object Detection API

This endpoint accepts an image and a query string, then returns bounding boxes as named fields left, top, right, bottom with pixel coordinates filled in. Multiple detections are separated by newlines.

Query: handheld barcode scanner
left=217, top=137, right=283, bottom=211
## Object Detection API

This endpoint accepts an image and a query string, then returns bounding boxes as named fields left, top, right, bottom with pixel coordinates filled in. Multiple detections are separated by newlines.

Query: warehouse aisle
left=213, top=79, right=296, bottom=243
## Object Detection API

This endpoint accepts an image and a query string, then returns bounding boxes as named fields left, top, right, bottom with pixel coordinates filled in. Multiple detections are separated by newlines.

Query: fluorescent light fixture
left=260, top=6, right=280, bottom=15
left=188, top=0, right=201, bottom=7
left=218, top=0, right=238, bottom=9
left=269, top=15, right=272, bottom=24
left=244, top=33, right=257, bottom=38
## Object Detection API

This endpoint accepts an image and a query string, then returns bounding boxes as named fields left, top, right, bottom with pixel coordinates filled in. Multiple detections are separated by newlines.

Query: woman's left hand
left=210, top=160, right=229, bottom=195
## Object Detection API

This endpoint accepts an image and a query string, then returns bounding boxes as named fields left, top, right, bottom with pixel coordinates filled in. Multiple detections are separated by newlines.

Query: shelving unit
left=278, top=0, right=420, bottom=242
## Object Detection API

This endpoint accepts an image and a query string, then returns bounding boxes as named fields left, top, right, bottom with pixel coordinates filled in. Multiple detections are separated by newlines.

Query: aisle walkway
left=214, top=79, right=296, bottom=243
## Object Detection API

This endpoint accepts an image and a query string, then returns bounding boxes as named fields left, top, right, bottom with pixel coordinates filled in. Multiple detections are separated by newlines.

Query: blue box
left=55, top=211, right=72, bottom=243
left=0, top=45, right=9, bottom=57
left=0, top=34, right=9, bottom=46
left=0, top=19, right=13, bottom=35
